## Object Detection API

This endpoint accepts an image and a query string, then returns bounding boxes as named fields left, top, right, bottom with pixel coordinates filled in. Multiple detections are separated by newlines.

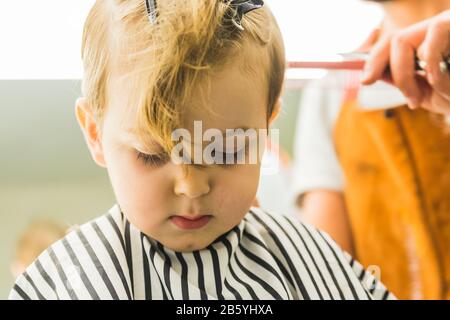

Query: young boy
left=9, top=0, right=393, bottom=300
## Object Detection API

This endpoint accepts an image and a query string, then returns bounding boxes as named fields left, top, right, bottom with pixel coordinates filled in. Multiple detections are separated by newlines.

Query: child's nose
left=173, top=166, right=211, bottom=199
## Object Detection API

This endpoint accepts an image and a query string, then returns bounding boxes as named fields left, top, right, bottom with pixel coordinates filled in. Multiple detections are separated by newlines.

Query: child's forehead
left=105, top=43, right=269, bottom=151
left=109, top=55, right=267, bottom=114
left=190, top=55, right=268, bottom=101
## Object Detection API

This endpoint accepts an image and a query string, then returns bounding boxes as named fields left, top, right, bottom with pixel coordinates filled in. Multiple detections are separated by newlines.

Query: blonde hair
left=81, top=0, right=285, bottom=152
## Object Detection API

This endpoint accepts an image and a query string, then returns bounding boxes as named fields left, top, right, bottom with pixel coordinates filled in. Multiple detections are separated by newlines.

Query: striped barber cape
left=9, top=205, right=394, bottom=300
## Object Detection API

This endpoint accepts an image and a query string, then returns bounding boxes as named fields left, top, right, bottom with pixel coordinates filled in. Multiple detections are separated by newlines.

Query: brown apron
left=334, top=96, right=450, bottom=299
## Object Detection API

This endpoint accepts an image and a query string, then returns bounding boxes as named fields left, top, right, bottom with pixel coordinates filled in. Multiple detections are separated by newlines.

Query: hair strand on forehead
left=81, top=0, right=285, bottom=153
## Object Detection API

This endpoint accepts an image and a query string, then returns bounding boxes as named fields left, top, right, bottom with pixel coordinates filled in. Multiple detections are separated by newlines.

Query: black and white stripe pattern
left=9, top=205, right=394, bottom=300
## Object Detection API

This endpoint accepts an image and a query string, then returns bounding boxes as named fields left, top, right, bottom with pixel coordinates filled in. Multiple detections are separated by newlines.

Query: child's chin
left=164, top=237, right=212, bottom=253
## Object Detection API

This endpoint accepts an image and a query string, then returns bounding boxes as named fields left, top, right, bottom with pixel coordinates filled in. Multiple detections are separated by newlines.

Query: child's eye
left=212, top=149, right=246, bottom=165
left=136, top=151, right=169, bottom=167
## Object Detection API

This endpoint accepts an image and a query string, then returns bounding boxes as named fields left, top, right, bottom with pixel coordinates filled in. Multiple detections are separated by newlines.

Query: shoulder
left=244, top=206, right=344, bottom=269
left=244, top=207, right=341, bottom=259
left=9, top=205, right=131, bottom=300
left=243, top=207, right=395, bottom=300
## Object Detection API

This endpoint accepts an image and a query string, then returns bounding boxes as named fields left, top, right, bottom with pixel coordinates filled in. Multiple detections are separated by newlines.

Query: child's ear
left=75, top=98, right=107, bottom=168
left=268, top=98, right=282, bottom=125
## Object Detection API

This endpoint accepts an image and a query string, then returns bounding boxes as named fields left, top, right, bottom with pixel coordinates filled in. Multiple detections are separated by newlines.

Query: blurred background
left=0, top=0, right=382, bottom=298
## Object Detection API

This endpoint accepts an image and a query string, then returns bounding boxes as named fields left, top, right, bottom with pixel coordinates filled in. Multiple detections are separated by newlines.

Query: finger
left=361, top=34, right=391, bottom=84
left=421, top=12, right=450, bottom=93
left=390, top=31, right=423, bottom=106
left=362, top=20, right=430, bottom=85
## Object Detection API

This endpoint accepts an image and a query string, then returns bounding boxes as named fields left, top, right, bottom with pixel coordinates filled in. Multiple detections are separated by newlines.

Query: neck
left=380, top=0, right=450, bottom=34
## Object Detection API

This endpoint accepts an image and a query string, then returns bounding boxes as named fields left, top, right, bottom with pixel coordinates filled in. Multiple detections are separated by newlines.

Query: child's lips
left=170, top=215, right=212, bottom=230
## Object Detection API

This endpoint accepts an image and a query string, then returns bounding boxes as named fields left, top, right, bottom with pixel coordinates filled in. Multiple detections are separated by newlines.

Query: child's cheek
left=105, top=147, right=172, bottom=216
left=214, top=164, right=260, bottom=215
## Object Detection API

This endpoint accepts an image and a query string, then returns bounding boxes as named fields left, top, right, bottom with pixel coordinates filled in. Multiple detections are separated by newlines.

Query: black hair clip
left=145, top=0, right=158, bottom=24
left=144, top=0, right=264, bottom=31
left=226, top=0, right=264, bottom=31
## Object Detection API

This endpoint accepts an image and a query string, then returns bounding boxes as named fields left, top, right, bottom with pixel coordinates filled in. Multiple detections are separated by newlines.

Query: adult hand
left=361, top=10, right=450, bottom=115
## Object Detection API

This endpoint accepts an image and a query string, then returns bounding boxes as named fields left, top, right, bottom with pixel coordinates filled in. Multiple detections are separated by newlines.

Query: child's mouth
left=170, top=215, right=212, bottom=230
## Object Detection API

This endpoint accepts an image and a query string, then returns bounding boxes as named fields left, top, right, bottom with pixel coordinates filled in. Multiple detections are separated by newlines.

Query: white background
left=0, top=0, right=383, bottom=79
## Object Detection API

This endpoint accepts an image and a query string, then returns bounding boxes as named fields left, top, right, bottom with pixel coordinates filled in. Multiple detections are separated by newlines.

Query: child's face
left=77, top=60, right=278, bottom=252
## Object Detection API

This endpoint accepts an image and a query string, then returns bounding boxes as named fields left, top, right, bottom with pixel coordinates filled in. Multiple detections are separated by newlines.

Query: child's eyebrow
left=123, top=126, right=259, bottom=143
left=122, top=129, right=163, bottom=150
